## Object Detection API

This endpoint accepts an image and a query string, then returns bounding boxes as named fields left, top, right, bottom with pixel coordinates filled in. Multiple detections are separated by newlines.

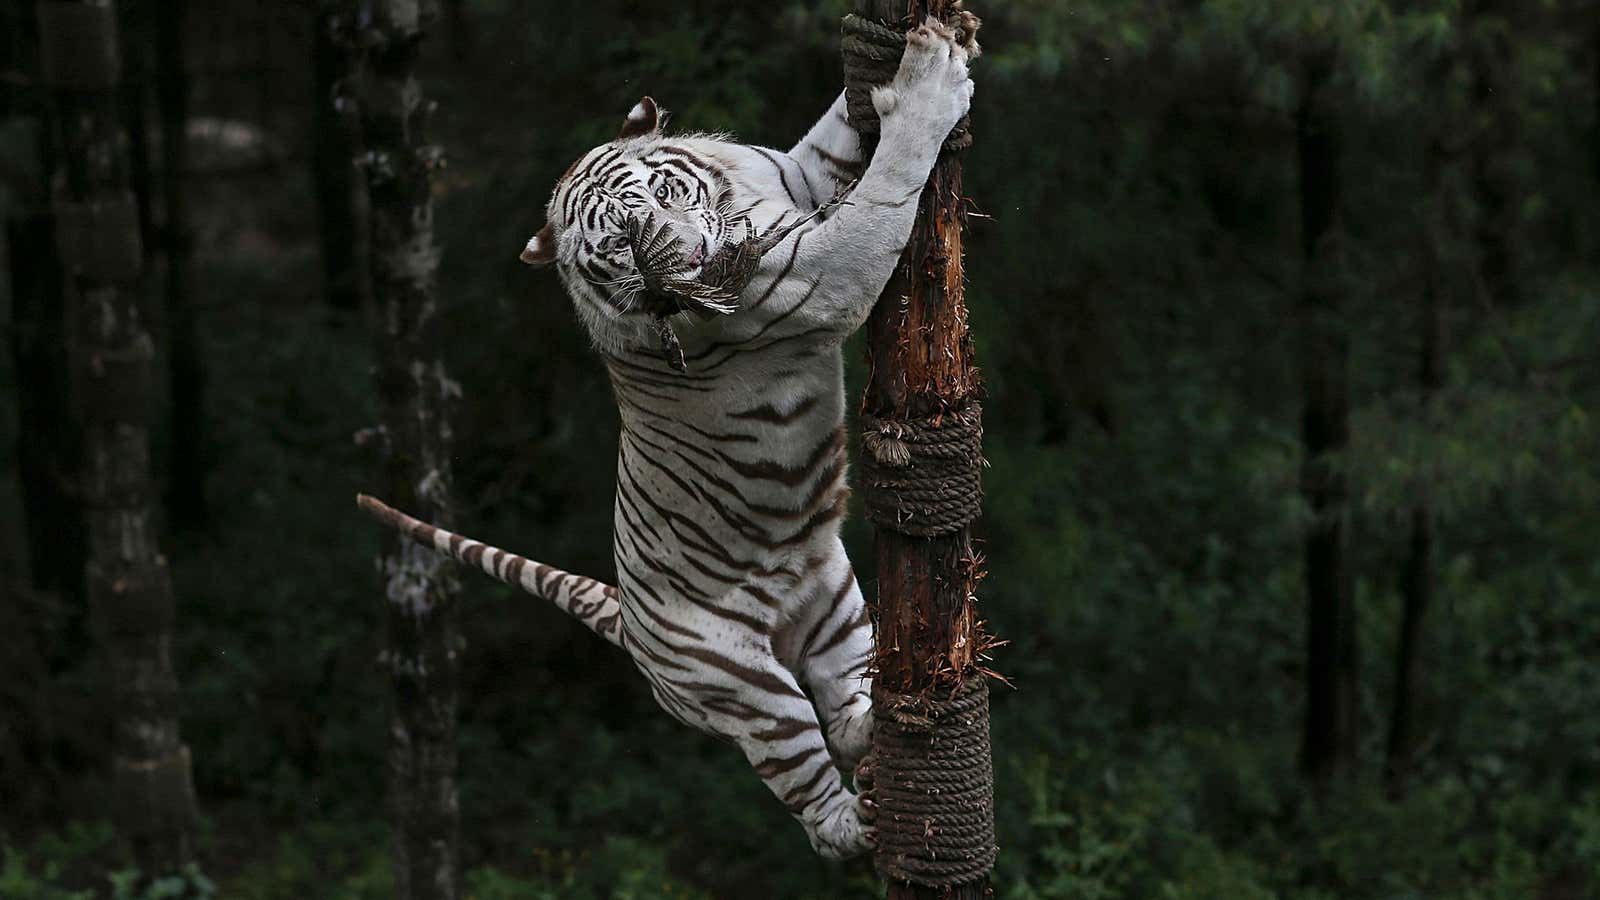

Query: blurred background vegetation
left=2, top=0, right=1599, bottom=897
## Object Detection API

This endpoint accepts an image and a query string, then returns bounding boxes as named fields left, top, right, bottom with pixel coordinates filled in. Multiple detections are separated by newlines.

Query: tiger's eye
left=655, top=184, right=672, bottom=207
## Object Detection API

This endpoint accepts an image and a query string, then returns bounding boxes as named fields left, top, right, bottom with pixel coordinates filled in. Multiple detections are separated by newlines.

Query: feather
left=622, top=195, right=851, bottom=369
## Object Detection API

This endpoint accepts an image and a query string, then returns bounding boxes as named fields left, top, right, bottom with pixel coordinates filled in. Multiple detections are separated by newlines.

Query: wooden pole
left=342, top=3, right=463, bottom=897
left=849, top=2, right=993, bottom=897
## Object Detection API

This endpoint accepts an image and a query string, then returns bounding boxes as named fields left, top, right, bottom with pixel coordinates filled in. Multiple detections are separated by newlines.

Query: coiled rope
left=859, top=404, right=984, bottom=538
left=871, top=678, right=997, bottom=885
left=841, top=10, right=976, bottom=152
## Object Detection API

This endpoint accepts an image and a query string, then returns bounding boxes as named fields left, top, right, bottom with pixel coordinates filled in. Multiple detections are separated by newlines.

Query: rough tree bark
left=312, top=0, right=368, bottom=313
left=154, top=0, right=207, bottom=527
left=1295, top=56, right=1357, bottom=786
left=850, top=2, right=994, bottom=897
left=38, top=0, right=199, bottom=877
left=343, top=3, right=463, bottom=898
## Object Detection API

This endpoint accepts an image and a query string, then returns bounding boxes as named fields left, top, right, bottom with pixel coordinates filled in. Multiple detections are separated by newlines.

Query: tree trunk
left=6, top=0, right=87, bottom=657
left=344, top=4, right=463, bottom=898
left=1468, top=0, right=1518, bottom=307
left=312, top=0, right=368, bottom=313
left=3, top=0, right=96, bottom=820
left=1386, top=47, right=1455, bottom=797
left=1593, top=22, right=1599, bottom=191
left=8, top=209, right=88, bottom=636
left=39, top=0, right=198, bottom=877
left=1385, top=282, right=1443, bottom=791
left=154, top=0, right=206, bottom=527
left=1295, top=58, right=1357, bottom=786
left=443, top=0, right=470, bottom=62
left=118, top=0, right=156, bottom=255
left=849, top=3, right=994, bottom=897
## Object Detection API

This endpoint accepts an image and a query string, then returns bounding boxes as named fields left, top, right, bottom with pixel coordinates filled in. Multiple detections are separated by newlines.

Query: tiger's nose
left=656, top=214, right=704, bottom=260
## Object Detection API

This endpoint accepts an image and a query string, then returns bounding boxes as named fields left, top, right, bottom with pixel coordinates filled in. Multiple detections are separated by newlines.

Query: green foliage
left=0, top=824, right=213, bottom=900
left=221, top=820, right=390, bottom=900
left=466, top=837, right=715, bottom=899
left=109, top=866, right=216, bottom=900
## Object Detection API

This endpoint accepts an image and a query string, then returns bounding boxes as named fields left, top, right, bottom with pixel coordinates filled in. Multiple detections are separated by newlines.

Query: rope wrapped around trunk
left=841, top=10, right=976, bottom=152
left=860, top=403, right=983, bottom=538
left=871, top=678, right=997, bottom=886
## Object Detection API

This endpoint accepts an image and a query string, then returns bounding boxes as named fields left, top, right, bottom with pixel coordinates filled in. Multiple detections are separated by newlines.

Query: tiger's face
left=522, top=97, right=739, bottom=352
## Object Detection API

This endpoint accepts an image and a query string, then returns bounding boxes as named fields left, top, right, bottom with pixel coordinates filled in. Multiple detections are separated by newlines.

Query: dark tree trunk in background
left=2, top=0, right=93, bottom=820
left=1295, top=58, right=1357, bottom=786
left=5, top=0, right=86, bottom=654
left=1386, top=264, right=1445, bottom=794
left=851, top=2, right=995, bottom=897
left=344, top=3, right=463, bottom=897
left=443, top=0, right=470, bottom=61
left=8, top=210, right=87, bottom=633
left=313, top=0, right=368, bottom=313
left=118, top=0, right=155, bottom=255
left=1468, top=0, right=1519, bottom=307
left=38, top=0, right=198, bottom=877
left=154, top=0, right=206, bottom=527
left=1386, top=46, right=1457, bottom=796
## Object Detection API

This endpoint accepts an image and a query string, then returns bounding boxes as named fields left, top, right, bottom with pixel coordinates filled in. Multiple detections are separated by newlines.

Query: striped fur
left=376, top=20, right=972, bottom=859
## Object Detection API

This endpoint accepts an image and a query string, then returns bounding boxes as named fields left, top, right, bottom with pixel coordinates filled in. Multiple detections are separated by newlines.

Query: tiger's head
left=522, top=97, right=742, bottom=354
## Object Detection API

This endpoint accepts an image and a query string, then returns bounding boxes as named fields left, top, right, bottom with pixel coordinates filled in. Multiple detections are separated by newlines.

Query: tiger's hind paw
left=855, top=756, right=877, bottom=825
left=808, top=793, right=874, bottom=859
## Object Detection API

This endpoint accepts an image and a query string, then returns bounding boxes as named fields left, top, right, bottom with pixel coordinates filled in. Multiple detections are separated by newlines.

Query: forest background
left=2, top=0, right=1599, bottom=897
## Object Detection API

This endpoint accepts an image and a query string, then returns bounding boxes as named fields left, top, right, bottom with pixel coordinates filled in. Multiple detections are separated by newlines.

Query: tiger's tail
left=356, top=494, right=622, bottom=646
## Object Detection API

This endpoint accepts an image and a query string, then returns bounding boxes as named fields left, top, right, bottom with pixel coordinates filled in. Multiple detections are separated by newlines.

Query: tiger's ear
left=618, top=96, right=660, bottom=140
left=519, top=223, right=556, bottom=267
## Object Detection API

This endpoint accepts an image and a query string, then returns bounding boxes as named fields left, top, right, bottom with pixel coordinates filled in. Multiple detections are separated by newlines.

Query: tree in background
left=3, top=0, right=87, bottom=666
left=117, top=0, right=155, bottom=255
left=312, top=0, right=368, bottom=313
left=1294, top=40, right=1356, bottom=785
left=155, top=0, right=207, bottom=528
left=1466, top=0, right=1521, bottom=310
left=1385, top=3, right=1466, bottom=792
left=37, top=0, right=199, bottom=880
left=343, top=2, right=463, bottom=897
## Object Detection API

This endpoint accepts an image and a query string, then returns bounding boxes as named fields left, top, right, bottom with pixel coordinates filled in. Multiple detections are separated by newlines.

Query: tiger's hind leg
left=677, top=643, right=872, bottom=858
left=792, top=557, right=874, bottom=772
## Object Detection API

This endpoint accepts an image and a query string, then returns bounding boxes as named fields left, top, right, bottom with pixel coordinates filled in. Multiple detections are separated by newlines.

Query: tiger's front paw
left=807, top=792, right=875, bottom=860
left=871, top=16, right=974, bottom=145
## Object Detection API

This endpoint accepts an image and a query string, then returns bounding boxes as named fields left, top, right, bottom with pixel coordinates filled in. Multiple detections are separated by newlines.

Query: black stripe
left=728, top=394, right=819, bottom=425
left=753, top=146, right=800, bottom=205
left=749, top=230, right=803, bottom=310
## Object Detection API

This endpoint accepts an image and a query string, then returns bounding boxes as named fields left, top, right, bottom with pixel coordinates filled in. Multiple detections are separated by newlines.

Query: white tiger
left=360, top=18, right=973, bottom=858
